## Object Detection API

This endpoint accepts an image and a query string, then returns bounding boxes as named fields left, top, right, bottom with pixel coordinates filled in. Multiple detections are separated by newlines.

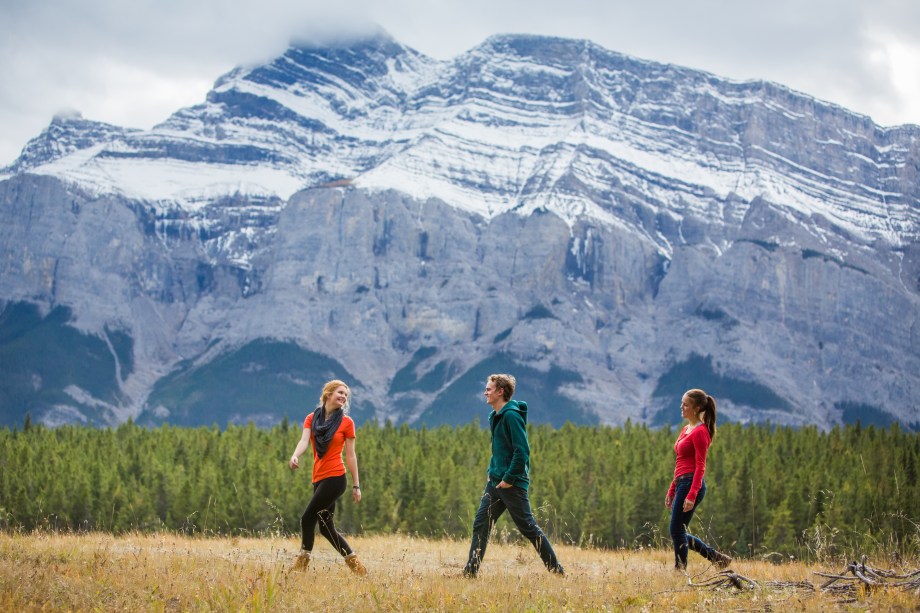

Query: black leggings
left=300, top=474, right=352, bottom=556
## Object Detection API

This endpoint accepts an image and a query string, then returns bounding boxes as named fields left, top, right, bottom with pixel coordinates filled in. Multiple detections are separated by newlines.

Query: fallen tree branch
left=689, top=570, right=757, bottom=590
left=688, top=556, right=920, bottom=605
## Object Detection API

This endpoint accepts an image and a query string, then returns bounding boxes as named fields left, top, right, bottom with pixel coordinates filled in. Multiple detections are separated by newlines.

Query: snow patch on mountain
left=30, top=151, right=307, bottom=209
left=10, top=31, right=918, bottom=251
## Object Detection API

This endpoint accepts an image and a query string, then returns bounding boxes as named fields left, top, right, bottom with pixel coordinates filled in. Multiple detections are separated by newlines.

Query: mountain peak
left=8, top=30, right=919, bottom=236
left=7, top=112, right=137, bottom=174
left=52, top=108, right=85, bottom=122
left=287, top=24, right=401, bottom=53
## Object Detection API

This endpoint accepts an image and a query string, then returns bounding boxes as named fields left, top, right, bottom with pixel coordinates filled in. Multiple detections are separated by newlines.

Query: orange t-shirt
left=304, top=412, right=356, bottom=483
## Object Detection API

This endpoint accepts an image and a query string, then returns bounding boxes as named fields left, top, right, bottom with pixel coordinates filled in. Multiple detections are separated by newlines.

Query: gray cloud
left=1, top=0, right=918, bottom=165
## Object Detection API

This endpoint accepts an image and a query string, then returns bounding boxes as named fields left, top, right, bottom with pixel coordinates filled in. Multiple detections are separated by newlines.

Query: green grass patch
left=389, top=347, right=439, bottom=394
left=0, top=301, right=127, bottom=426
left=418, top=352, right=596, bottom=427
left=141, top=339, right=373, bottom=427
left=837, top=401, right=904, bottom=429
left=650, top=353, right=791, bottom=426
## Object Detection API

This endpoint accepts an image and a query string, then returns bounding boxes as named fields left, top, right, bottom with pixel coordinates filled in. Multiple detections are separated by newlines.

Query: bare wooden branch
left=689, top=557, right=920, bottom=605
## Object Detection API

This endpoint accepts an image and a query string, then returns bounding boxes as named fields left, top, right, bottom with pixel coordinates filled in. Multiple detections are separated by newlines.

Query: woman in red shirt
left=665, top=388, right=732, bottom=570
left=288, top=379, right=366, bottom=576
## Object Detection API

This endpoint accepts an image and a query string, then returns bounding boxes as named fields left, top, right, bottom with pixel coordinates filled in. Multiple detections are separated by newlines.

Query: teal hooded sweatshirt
left=487, top=399, right=531, bottom=490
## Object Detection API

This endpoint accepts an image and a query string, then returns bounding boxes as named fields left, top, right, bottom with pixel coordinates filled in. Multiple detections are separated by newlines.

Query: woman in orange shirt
left=289, top=379, right=366, bottom=575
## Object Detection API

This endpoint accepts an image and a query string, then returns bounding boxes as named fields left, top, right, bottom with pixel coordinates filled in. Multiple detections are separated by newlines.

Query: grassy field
left=1, top=532, right=918, bottom=611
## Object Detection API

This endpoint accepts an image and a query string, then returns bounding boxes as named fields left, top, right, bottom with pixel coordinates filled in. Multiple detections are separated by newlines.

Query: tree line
left=1, top=419, right=917, bottom=561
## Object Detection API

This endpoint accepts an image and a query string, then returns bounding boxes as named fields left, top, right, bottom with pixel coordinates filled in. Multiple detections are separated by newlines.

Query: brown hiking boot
left=712, top=550, right=732, bottom=569
left=344, top=553, right=367, bottom=576
left=291, top=551, right=311, bottom=571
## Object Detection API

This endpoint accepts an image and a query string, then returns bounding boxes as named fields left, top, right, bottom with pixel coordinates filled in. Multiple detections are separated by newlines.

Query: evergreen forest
left=1, top=420, right=918, bottom=562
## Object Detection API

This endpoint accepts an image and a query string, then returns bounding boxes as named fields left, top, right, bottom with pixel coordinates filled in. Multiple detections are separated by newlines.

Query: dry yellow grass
left=1, top=532, right=918, bottom=611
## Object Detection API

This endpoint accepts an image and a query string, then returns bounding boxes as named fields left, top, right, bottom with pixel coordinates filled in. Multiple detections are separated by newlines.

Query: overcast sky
left=2, top=0, right=919, bottom=166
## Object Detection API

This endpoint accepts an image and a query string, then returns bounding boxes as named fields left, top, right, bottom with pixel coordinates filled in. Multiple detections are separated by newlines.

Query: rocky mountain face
left=0, top=31, right=918, bottom=430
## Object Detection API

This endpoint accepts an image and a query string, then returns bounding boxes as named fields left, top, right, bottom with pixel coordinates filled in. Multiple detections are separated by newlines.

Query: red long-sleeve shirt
left=666, top=424, right=711, bottom=503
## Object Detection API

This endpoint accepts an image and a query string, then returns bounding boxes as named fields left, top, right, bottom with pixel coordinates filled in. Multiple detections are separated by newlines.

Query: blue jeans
left=669, top=476, right=716, bottom=568
left=463, top=481, right=564, bottom=576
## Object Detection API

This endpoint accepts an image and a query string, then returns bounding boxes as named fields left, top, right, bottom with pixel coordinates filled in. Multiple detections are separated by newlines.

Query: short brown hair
left=488, top=373, right=516, bottom=401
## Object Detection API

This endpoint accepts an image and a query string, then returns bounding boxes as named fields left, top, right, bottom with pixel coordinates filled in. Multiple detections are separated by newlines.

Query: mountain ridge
left=0, top=30, right=917, bottom=430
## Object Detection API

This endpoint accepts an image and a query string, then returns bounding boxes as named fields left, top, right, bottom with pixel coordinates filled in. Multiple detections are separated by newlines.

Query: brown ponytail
left=685, top=388, right=717, bottom=438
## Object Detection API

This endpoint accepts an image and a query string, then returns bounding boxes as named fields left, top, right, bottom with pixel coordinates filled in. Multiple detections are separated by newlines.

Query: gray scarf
left=311, top=405, right=343, bottom=458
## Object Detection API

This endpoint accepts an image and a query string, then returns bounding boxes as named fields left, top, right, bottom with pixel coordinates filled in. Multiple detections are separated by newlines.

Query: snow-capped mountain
left=1, top=30, right=918, bottom=429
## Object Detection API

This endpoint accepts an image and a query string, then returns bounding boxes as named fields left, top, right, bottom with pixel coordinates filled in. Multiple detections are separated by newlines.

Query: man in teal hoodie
left=462, top=373, right=565, bottom=577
